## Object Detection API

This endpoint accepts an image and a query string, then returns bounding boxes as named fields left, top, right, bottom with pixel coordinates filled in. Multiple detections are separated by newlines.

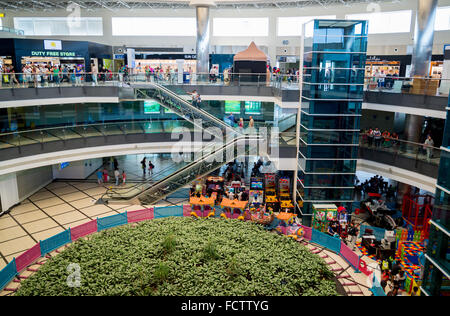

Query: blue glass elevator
left=421, top=94, right=450, bottom=296
left=297, top=20, right=368, bottom=217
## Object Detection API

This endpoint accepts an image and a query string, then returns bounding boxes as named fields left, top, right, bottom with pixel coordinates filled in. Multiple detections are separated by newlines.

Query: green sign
left=31, top=51, right=77, bottom=57
left=144, top=100, right=161, bottom=114
left=225, top=101, right=241, bottom=114
left=164, top=108, right=175, bottom=114
left=245, top=101, right=262, bottom=114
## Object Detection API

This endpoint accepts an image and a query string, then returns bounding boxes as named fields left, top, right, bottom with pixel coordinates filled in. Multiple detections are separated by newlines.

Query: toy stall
left=312, top=204, right=338, bottom=233
left=220, top=198, right=248, bottom=219
left=249, top=177, right=264, bottom=208
left=189, top=195, right=216, bottom=218
left=278, top=177, right=290, bottom=195
left=205, top=176, right=225, bottom=199
left=264, top=174, right=276, bottom=191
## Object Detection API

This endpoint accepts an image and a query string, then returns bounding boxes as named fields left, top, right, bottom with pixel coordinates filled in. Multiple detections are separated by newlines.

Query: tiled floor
left=0, top=180, right=187, bottom=270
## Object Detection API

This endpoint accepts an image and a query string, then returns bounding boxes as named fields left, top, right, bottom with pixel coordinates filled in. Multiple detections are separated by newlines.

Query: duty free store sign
left=31, top=51, right=77, bottom=57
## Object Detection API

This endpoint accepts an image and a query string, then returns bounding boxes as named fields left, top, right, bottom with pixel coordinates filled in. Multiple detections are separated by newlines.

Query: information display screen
left=144, top=100, right=161, bottom=114
left=225, top=101, right=241, bottom=114
left=245, top=101, right=262, bottom=114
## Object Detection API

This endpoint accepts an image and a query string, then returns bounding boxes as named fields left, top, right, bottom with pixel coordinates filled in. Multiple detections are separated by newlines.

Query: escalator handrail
left=133, top=135, right=262, bottom=202
left=149, top=83, right=238, bottom=133
left=104, top=158, right=191, bottom=198
left=104, top=135, right=261, bottom=202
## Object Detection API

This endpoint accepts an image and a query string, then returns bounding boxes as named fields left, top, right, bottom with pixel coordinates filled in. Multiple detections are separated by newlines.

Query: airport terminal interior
left=0, top=0, right=449, bottom=297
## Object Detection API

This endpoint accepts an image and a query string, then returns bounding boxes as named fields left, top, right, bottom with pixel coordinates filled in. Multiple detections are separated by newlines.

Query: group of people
left=379, top=258, right=409, bottom=296
left=132, top=63, right=181, bottom=84
left=140, top=157, right=155, bottom=176
left=364, top=128, right=436, bottom=161
left=371, top=70, right=400, bottom=89
left=0, top=63, right=114, bottom=88
left=364, top=128, right=400, bottom=148
left=96, top=158, right=126, bottom=186
left=355, top=175, right=395, bottom=197
left=0, top=65, right=19, bottom=86
left=227, top=113, right=255, bottom=129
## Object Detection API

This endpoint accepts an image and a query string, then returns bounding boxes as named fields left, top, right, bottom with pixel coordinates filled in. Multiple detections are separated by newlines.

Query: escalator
left=136, top=83, right=240, bottom=138
left=99, top=135, right=263, bottom=205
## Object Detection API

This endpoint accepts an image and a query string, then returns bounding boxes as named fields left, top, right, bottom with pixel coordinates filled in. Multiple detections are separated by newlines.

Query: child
left=148, top=161, right=154, bottom=175
left=97, top=170, right=103, bottom=185
left=122, top=170, right=126, bottom=185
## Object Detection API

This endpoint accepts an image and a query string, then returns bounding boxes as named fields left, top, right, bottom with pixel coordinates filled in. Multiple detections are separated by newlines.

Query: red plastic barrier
left=183, top=205, right=192, bottom=217
left=15, top=243, right=41, bottom=272
left=70, top=219, right=98, bottom=241
left=340, top=241, right=360, bottom=270
left=301, top=225, right=312, bottom=241
left=127, top=208, right=154, bottom=223
left=358, top=258, right=373, bottom=276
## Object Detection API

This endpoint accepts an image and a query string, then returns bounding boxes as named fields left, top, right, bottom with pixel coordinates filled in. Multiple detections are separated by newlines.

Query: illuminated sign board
left=44, top=40, right=62, bottom=50
left=144, top=100, right=161, bottom=114
left=31, top=51, right=77, bottom=57
left=225, top=101, right=241, bottom=114
left=245, top=101, right=262, bottom=114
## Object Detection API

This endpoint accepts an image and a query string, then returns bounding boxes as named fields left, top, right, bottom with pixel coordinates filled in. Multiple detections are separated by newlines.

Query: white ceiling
left=0, top=0, right=402, bottom=12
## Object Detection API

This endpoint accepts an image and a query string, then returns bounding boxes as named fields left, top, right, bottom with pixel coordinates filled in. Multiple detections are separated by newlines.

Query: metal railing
left=101, top=134, right=263, bottom=205
left=359, top=132, right=441, bottom=165
left=364, top=76, right=450, bottom=96
left=0, top=71, right=448, bottom=96
left=0, top=26, right=25, bottom=35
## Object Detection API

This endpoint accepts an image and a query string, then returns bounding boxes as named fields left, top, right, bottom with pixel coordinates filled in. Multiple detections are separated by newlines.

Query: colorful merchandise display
left=312, top=204, right=338, bottom=233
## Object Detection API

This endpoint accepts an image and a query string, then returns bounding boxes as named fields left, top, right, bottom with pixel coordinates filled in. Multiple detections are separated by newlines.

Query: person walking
left=373, top=128, right=382, bottom=147
left=227, top=113, right=237, bottom=127
left=187, top=90, right=201, bottom=108
left=103, top=168, right=109, bottom=183
left=96, top=170, right=103, bottom=185
left=347, top=220, right=359, bottom=251
left=75, top=65, right=82, bottom=86
left=91, top=62, right=98, bottom=86
left=141, top=157, right=147, bottom=175
left=114, top=168, right=120, bottom=186
left=238, top=118, right=244, bottom=129
left=122, top=170, right=126, bottom=185
left=424, top=135, right=434, bottom=162
left=248, top=116, right=255, bottom=128
left=148, top=161, right=154, bottom=175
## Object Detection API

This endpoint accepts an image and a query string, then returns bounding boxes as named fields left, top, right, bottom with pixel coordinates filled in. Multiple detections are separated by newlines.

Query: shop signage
left=31, top=51, right=77, bottom=57
left=366, top=56, right=381, bottom=62
left=44, top=40, right=62, bottom=50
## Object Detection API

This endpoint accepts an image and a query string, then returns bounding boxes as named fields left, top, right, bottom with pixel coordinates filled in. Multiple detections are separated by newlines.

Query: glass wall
left=345, top=10, right=412, bottom=34
left=111, top=17, right=196, bottom=36
left=421, top=97, right=450, bottom=296
left=0, top=100, right=275, bottom=133
left=277, top=15, right=336, bottom=36
left=213, top=18, right=269, bottom=37
left=298, top=19, right=368, bottom=214
left=14, top=17, right=103, bottom=36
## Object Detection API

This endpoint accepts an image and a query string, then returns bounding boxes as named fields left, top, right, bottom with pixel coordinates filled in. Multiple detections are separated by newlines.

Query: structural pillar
left=411, top=0, right=438, bottom=77
left=190, top=1, right=215, bottom=77
left=404, top=114, right=425, bottom=144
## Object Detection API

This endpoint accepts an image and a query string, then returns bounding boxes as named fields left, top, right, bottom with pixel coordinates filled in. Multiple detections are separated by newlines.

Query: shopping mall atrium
left=0, top=0, right=448, bottom=299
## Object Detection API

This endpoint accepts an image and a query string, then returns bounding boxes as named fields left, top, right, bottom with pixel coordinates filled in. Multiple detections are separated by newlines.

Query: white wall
left=0, top=172, right=19, bottom=211
left=2, top=0, right=450, bottom=63
left=52, top=158, right=102, bottom=179
left=16, top=165, right=53, bottom=200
